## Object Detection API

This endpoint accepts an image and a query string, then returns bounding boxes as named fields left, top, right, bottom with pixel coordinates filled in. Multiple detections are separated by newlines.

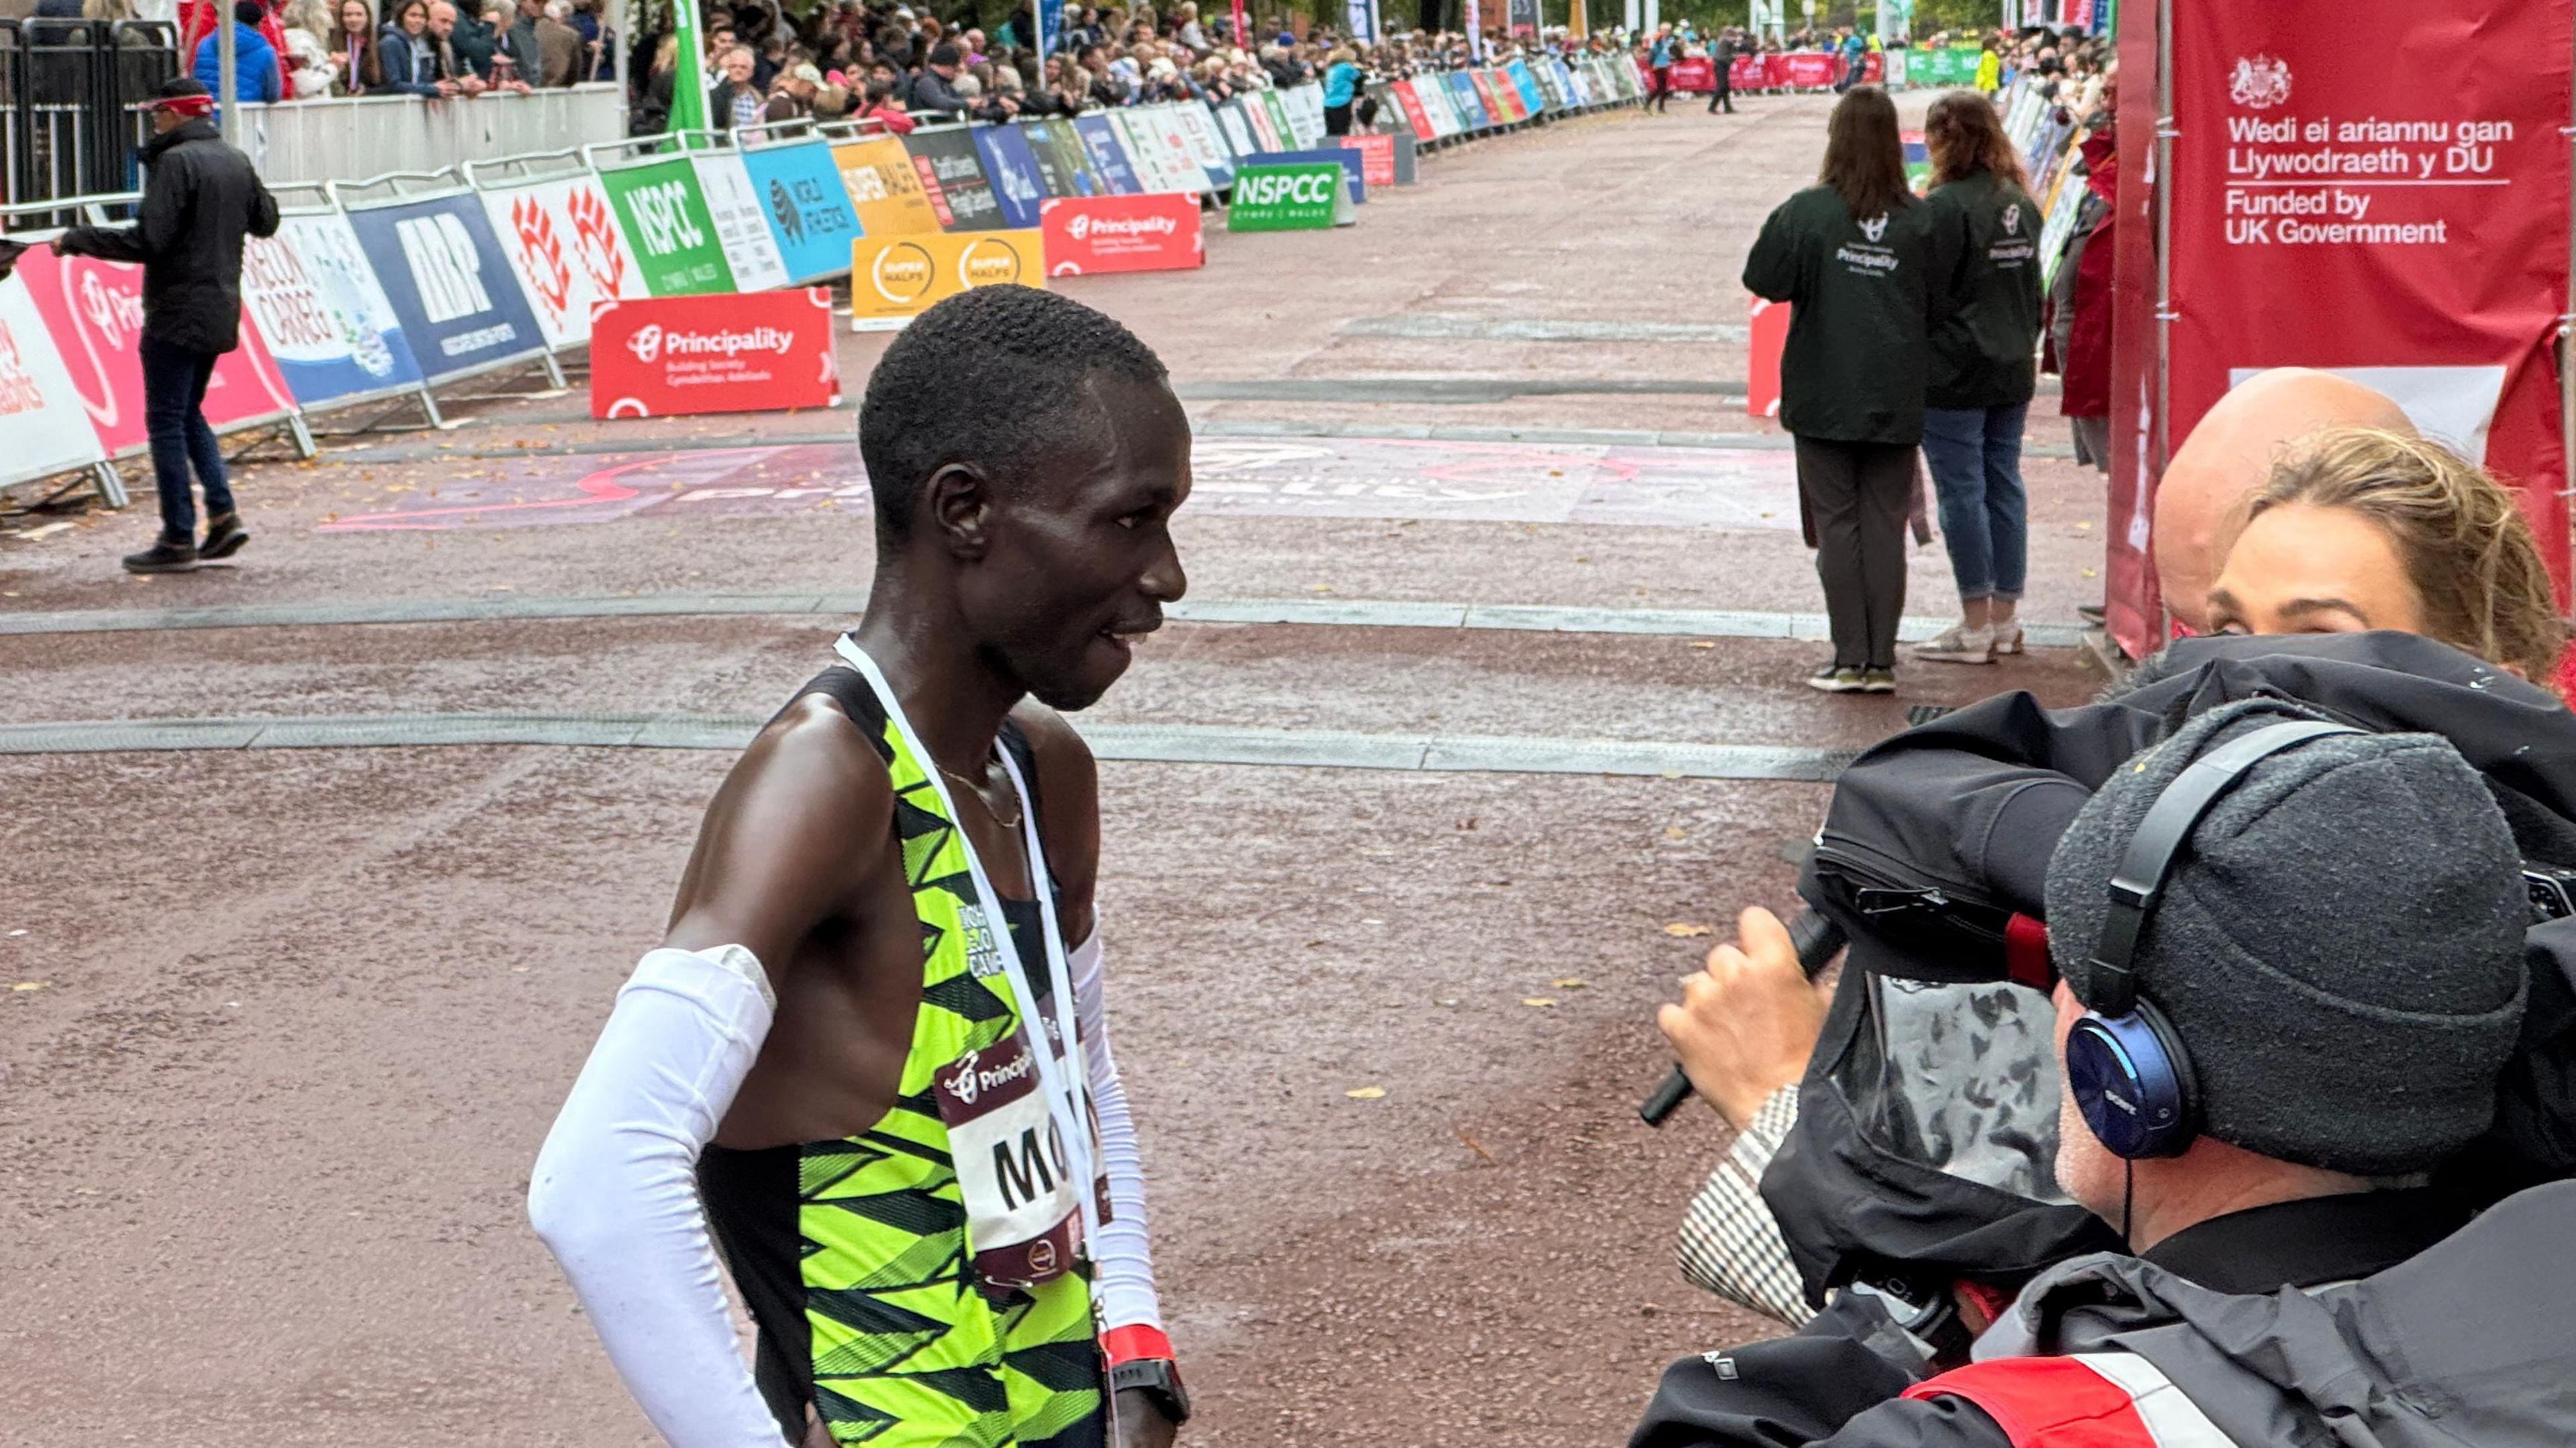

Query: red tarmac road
left=1, top=93, right=2107, bottom=1447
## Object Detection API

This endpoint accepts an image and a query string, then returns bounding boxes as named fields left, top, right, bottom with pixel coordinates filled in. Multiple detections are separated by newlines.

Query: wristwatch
left=1108, top=1356, right=1192, bottom=1426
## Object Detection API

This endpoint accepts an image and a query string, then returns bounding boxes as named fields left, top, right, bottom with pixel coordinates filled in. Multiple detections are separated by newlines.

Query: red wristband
left=1100, top=1323, right=1175, bottom=1366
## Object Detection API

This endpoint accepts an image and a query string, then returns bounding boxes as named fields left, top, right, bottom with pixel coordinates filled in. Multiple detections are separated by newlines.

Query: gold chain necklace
left=940, top=759, right=1024, bottom=831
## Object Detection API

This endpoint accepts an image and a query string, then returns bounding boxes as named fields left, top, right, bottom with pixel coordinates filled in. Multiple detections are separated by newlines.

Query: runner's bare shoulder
left=663, top=695, right=898, bottom=991
left=1008, top=701, right=1103, bottom=938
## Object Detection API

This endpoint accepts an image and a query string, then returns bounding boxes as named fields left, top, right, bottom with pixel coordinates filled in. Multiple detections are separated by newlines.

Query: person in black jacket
left=1707, top=27, right=1735, bottom=113
left=906, top=41, right=971, bottom=115
left=1743, top=85, right=1949, bottom=694
left=1912, top=91, right=2042, bottom=666
left=58, top=78, right=278, bottom=575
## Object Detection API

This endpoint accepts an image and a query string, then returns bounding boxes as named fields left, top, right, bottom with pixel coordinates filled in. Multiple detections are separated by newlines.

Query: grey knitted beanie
left=2045, top=698, right=2530, bottom=1176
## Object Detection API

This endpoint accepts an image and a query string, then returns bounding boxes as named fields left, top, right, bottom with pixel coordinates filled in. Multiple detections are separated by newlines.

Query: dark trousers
left=1324, top=99, right=1353, bottom=135
left=140, top=333, right=231, bottom=542
left=1709, top=75, right=1733, bottom=111
left=1794, top=435, right=1914, bottom=669
left=1650, top=65, right=1672, bottom=109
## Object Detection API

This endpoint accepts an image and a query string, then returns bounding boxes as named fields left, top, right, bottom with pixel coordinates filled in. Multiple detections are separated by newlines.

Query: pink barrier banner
left=15, top=243, right=299, bottom=457
left=1864, top=53, right=1883, bottom=82
left=1729, top=54, right=1765, bottom=88
left=1669, top=56, right=1714, bottom=92
left=1391, top=79, right=1434, bottom=136
left=1778, top=52, right=1838, bottom=89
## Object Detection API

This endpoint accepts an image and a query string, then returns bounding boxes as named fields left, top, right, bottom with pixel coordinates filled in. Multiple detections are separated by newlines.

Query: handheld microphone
left=1638, top=909, right=1845, bottom=1126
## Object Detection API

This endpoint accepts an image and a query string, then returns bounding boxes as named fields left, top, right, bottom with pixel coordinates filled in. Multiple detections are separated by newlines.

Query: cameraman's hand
left=1656, top=906, right=1831, bottom=1131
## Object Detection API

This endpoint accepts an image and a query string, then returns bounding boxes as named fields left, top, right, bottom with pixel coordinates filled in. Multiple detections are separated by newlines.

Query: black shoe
left=199, top=512, right=249, bottom=561
left=122, top=538, right=199, bottom=574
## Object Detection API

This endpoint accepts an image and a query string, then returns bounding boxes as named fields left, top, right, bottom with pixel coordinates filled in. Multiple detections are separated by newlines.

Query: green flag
left=666, top=0, right=708, bottom=142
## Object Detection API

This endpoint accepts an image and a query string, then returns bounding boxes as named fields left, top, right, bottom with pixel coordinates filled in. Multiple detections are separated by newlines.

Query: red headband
left=149, top=93, right=216, bottom=117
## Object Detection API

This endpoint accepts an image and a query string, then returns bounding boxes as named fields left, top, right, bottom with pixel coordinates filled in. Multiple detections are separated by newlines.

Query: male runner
left=531, top=285, right=1192, bottom=1448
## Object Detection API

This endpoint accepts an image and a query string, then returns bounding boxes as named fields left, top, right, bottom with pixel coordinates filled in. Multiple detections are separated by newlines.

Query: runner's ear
left=924, top=461, right=994, bottom=560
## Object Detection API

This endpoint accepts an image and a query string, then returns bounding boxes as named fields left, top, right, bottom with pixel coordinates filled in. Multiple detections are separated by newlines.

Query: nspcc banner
left=598, top=157, right=737, bottom=296
left=737, top=141, right=864, bottom=285
left=590, top=288, right=838, bottom=419
left=2163, top=0, right=2572, bottom=596
left=478, top=174, right=649, bottom=349
left=0, top=272, right=107, bottom=488
left=1226, top=163, right=1350, bottom=231
left=903, top=127, right=1004, bottom=231
left=849, top=231, right=1042, bottom=325
left=832, top=135, right=947, bottom=235
left=689, top=152, right=792, bottom=292
left=244, top=213, right=425, bottom=406
left=343, top=194, right=549, bottom=384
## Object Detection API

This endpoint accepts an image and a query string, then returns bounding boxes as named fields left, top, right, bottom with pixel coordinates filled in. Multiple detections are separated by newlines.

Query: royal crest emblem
left=2229, top=54, right=2291, bottom=109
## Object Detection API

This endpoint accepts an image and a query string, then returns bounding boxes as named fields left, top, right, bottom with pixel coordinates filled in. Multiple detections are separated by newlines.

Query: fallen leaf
left=1455, top=1127, right=1499, bottom=1166
left=2081, top=567, right=2100, bottom=579
left=1664, top=826, right=1687, bottom=838
left=11, top=981, right=48, bottom=991
left=1550, top=977, right=1591, bottom=989
left=1663, top=922, right=1714, bottom=938
left=1688, top=641, right=1715, bottom=650
left=1521, top=996, right=1558, bottom=1007
left=1344, top=1086, right=1386, bottom=1099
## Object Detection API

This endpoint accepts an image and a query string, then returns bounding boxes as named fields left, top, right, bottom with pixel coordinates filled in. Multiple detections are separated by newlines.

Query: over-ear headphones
left=2064, top=718, right=2361, bottom=1160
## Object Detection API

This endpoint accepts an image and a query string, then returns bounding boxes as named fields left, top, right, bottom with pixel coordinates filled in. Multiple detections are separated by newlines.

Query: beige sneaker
left=1912, top=622, right=1996, bottom=665
left=1993, top=620, right=2025, bottom=655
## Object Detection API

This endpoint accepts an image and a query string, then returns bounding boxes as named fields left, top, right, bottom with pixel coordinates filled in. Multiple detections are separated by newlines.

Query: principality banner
left=833, top=135, right=949, bottom=235
left=590, top=288, right=838, bottom=419
left=689, top=152, right=793, bottom=292
left=737, top=140, right=865, bottom=285
left=1334, top=131, right=1402, bottom=187
left=597, top=157, right=738, bottom=296
left=0, top=271, right=109, bottom=488
left=848, top=230, right=1043, bottom=326
left=244, top=212, right=427, bottom=406
left=341, top=193, right=549, bottom=384
left=15, top=242, right=301, bottom=453
left=478, top=174, right=649, bottom=349
left=1040, top=192, right=1203, bottom=276
left=1226, top=162, right=1351, bottom=231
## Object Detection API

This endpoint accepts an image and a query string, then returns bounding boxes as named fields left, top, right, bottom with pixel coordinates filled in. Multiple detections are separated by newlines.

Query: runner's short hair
left=859, top=286, right=1169, bottom=554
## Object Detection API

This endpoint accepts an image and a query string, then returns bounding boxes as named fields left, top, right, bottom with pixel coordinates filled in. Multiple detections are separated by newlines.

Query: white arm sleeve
left=1071, top=930, right=1167, bottom=1337
left=528, top=945, right=788, bottom=1448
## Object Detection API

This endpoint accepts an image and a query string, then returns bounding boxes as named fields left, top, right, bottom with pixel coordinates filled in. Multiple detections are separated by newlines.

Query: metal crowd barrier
left=237, top=82, right=625, bottom=188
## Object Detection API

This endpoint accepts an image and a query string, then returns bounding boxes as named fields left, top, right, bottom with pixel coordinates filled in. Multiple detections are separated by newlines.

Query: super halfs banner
left=2144, top=0, right=2573, bottom=635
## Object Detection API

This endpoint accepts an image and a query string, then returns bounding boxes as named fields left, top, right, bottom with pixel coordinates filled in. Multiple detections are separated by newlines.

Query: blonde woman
left=2207, top=427, right=2567, bottom=685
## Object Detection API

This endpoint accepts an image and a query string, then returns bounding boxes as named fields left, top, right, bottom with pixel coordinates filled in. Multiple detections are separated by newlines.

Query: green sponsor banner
left=1258, top=91, right=1297, bottom=150
left=1227, top=162, right=1349, bottom=232
left=1911, top=47, right=1983, bottom=87
left=597, top=157, right=737, bottom=296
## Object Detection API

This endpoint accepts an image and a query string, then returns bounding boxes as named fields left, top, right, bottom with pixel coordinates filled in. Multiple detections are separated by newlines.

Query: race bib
left=936, top=1030, right=1086, bottom=1299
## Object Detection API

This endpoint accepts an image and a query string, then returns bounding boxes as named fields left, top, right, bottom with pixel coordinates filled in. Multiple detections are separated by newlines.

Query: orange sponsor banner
left=830, top=136, right=947, bottom=237
left=849, top=230, right=1045, bottom=327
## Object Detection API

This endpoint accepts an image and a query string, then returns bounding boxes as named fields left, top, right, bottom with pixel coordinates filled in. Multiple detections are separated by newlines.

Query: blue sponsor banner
left=1446, top=70, right=1491, bottom=128
left=738, top=141, right=865, bottom=283
left=970, top=123, right=1049, bottom=229
left=1240, top=148, right=1364, bottom=204
left=343, top=192, right=547, bottom=384
left=1073, top=115, right=1143, bottom=193
left=1550, top=58, right=1580, bottom=106
left=246, top=213, right=428, bottom=410
left=1506, top=59, right=1545, bottom=114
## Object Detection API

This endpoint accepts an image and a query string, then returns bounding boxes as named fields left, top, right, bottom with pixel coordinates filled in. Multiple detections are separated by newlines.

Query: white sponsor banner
left=479, top=174, right=650, bottom=349
left=245, top=213, right=425, bottom=406
left=1282, top=85, right=1328, bottom=147
left=688, top=152, right=790, bottom=293
left=1214, top=98, right=1258, bottom=157
left=0, top=272, right=107, bottom=488
left=1109, top=108, right=1199, bottom=194
left=1415, top=75, right=1462, bottom=136
left=1173, top=101, right=1238, bottom=182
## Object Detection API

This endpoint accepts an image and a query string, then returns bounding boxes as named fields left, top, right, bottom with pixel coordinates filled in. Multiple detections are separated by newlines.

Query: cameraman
left=1637, top=699, right=2548, bottom=1447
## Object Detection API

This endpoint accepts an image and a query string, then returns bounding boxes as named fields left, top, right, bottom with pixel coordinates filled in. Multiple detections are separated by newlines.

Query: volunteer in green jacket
left=1911, top=91, right=2043, bottom=666
left=1744, top=85, right=1950, bottom=694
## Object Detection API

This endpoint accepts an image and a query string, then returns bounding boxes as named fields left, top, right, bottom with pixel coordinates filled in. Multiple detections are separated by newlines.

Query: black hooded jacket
left=58, top=118, right=278, bottom=355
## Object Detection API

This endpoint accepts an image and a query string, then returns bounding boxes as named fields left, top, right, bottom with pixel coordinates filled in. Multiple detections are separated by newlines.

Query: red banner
left=2136, top=0, right=2573, bottom=643
left=1746, top=296, right=1788, bottom=420
left=1040, top=193, right=1203, bottom=276
left=588, top=288, right=839, bottom=420
left=1730, top=54, right=1765, bottom=88
left=1670, top=56, right=1713, bottom=92
left=1863, top=52, right=1882, bottom=82
left=1391, top=79, right=1434, bottom=136
left=1777, top=52, right=1838, bottom=89
left=1336, top=132, right=1397, bottom=188
left=14, top=243, right=298, bottom=457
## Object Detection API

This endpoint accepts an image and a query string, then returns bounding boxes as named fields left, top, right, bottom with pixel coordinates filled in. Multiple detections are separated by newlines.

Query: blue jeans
left=140, top=333, right=231, bottom=543
left=1919, top=402, right=2029, bottom=602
